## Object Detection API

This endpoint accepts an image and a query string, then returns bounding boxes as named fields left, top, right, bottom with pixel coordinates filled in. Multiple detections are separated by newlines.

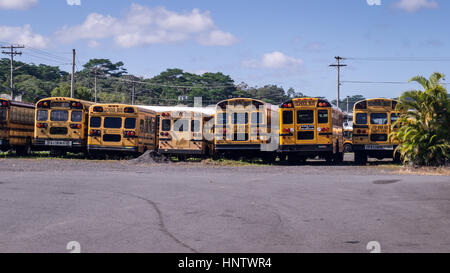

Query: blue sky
left=0, top=0, right=449, bottom=102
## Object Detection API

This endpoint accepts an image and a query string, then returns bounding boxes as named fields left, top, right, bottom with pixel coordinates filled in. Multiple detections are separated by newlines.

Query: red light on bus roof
left=93, top=106, right=103, bottom=112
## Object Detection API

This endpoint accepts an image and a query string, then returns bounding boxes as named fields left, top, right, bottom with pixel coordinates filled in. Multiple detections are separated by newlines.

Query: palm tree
left=392, top=72, right=449, bottom=166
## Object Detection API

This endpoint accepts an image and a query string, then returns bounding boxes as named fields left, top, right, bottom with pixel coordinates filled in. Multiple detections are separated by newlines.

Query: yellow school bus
left=88, top=104, right=158, bottom=156
left=152, top=108, right=215, bottom=159
left=0, top=98, right=35, bottom=155
left=214, top=98, right=279, bottom=161
left=34, top=97, right=94, bottom=155
left=352, top=98, right=400, bottom=164
left=343, top=128, right=353, bottom=153
left=279, top=98, right=344, bottom=163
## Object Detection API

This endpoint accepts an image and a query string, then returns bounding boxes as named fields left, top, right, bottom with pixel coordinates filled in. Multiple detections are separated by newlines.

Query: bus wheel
left=334, top=152, right=344, bottom=164
left=355, top=152, right=367, bottom=165
left=262, top=154, right=276, bottom=164
left=344, top=144, right=353, bottom=153
left=393, top=152, right=401, bottom=164
left=16, top=144, right=31, bottom=156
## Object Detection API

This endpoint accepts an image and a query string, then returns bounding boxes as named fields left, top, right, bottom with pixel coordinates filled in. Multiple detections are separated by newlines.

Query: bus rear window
left=161, top=119, right=171, bottom=131
left=282, top=111, right=293, bottom=124
left=391, top=113, right=399, bottom=124
left=0, top=108, right=6, bottom=121
left=355, top=113, right=367, bottom=125
left=297, top=110, right=314, bottom=124
left=174, top=119, right=189, bottom=132
left=318, top=110, right=329, bottom=124
left=50, top=110, right=68, bottom=121
left=232, top=113, right=248, bottom=124
left=104, top=117, right=122, bottom=128
left=71, top=111, right=83, bottom=122
left=216, top=113, right=227, bottom=125
left=191, top=120, right=201, bottom=132
left=37, top=110, right=48, bottom=121
left=124, top=118, right=136, bottom=129
left=90, top=117, right=101, bottom=128
left=251, top=112, right=263, bottom=124
left=371, top=113, right=388, bottom=125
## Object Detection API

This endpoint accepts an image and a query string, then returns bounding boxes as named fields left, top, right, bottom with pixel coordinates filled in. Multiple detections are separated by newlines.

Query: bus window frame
left=104, top=117, right=123, bottom=129
left=71, top=111, right=83, bottom=122
left=90, top=116, right=101, bottom=128
left=161, top=119, right=171, bottom=132
left=232, top=112, right=248, bottom=125
left=297, top=110, right=314, bottom=124
left=191, top=120, right=201, bottom=133
left=174, top=119, right=189, bottom=132
left=50, top=110, right=69, bottom=122
left=37, top=110, right=48, bottom=121
left=370, top=113, right=388, bottom=125
left=282, top=110, right=294, bottom=125
left=355, top=113, right=368, bottom=125
left=124, top=118, right=136, bottom=129
left=317, top=109, right=329, bottom=124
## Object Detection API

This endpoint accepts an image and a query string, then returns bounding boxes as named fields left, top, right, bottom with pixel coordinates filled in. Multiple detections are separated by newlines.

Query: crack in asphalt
left=117, top=192, right=198, bottom=253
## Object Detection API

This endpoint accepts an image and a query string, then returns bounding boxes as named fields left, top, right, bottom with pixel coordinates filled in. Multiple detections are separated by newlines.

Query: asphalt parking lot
left=0, top=157, right=449, bottom=253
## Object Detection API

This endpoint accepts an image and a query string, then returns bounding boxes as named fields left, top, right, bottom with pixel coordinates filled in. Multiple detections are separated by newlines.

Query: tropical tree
left=392, top=72, right=450, bottom=166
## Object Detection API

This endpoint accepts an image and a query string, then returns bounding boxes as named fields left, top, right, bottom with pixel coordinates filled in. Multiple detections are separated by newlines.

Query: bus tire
left=16, top=139, right=32, bottom=156
left=344, top=143, right=353, bottom=153
left=355, top=152, right=367, bottom=165
left=334, top=152, right=344, bottom=164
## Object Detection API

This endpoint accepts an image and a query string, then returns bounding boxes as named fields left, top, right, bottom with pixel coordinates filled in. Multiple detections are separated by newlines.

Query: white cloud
left=55, top=4, right=237, bottom=47
left=243, top=51, right=303, bottom=69
left=395, top=0, right=438, bottom=12
left=0, top=0, right=37, bottom=10
left=88, top=40, right=100, bottom=48
left=0, top=24, right=48, bottom=48
left=66, top=0, right=81, bottom=6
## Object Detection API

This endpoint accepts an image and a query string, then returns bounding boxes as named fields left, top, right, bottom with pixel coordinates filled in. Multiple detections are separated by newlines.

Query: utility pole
left=131, top=82, right=136, bottom=105
left=329, top=56, right=347, bottom=109
left=71, top=49, right=76, bottom=98
left=94, top=69, right=98, bottom=103
left=1, top=45, right=24, bottom=100
left=347, top=96, right=350, bottom=113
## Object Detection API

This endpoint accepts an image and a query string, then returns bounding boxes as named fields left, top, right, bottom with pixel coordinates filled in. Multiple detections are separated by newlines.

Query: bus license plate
left=45, top=140, right=72, bottom=147
left=365, top=145, right=393, bottom=151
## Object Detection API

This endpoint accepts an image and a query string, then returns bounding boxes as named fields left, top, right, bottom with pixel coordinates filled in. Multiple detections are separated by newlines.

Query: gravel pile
left=128, top=150, right=170, bottom=164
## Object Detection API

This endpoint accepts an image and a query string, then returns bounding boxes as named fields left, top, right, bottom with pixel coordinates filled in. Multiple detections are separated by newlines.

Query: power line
left=114, top=77, right=236, bottom=89
left=345, top=57, right=450, bottom=62
left=342, top=80, right=449, bottom=85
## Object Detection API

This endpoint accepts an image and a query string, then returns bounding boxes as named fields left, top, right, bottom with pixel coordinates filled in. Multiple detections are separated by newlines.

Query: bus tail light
left=36, top=123, right=48, bottom=129
left=89, top=129, right=101, bottom=137
left=93, top=106, right=104, bottom=112
left=124, top=131, right=137, bottom=138
left=1, top=101, right=8, bottom=107
left=124, top=107, right=135, bottom=113
left=70, top=124, right=82, bottom=129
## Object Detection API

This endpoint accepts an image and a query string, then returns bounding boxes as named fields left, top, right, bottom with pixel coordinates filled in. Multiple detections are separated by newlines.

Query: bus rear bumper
left=34, top=138, right=83, bottom=150
left=88, top=145, right=138, bottom=153
left=159, top=149, right=204, bottom=155
left=215, top=144, right=262, bottom=151
left=279, top=144, right=333, bottom=153
left=352, top=144, right=398, bottom=158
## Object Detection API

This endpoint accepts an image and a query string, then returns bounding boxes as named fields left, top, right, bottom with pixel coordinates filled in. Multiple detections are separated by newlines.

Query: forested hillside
left=0, top=58, right=309, bottom=107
